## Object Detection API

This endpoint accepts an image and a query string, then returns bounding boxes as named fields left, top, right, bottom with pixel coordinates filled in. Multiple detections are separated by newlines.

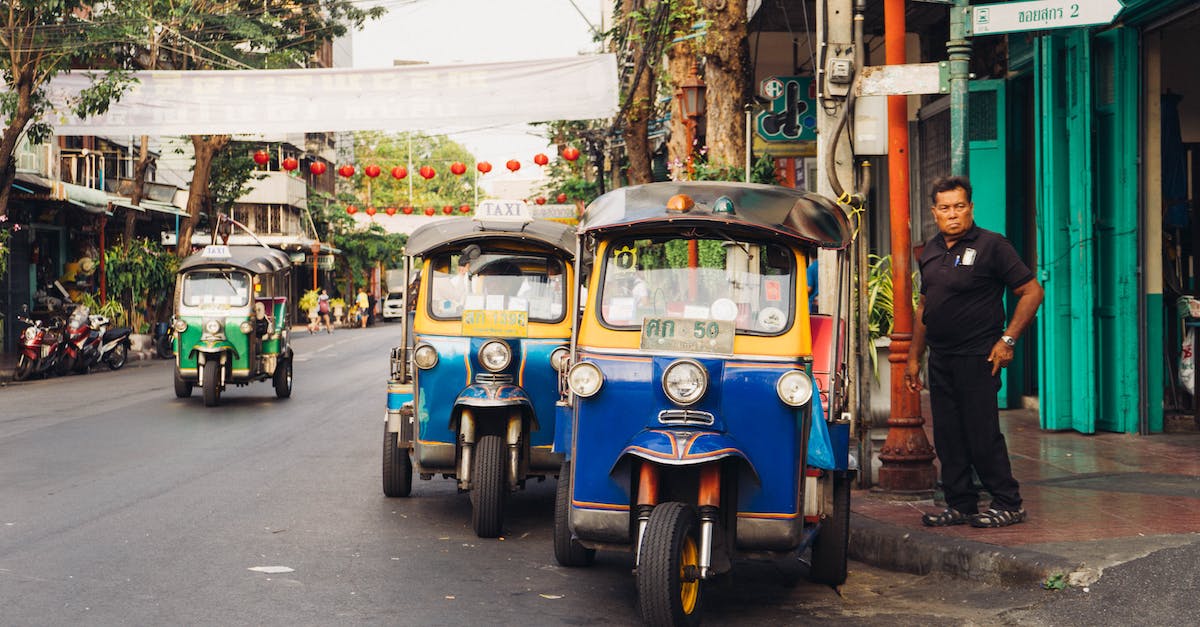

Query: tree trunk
left=701, top=0, right=750, bottom=170
left=619, top=0, right=655, bottom=186
left=124, top=136, right=154, bottom=248
left=0, top=71, right=36, bottom=220
left=666, top=36, right=697, bottom=179
left=176, top=134, right=230, bottom=258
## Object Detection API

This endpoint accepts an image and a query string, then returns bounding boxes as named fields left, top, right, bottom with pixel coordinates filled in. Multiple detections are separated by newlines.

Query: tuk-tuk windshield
left=181, top=270, right=251, bottom=308
left=428, top=251, right=567, bottom=322
left=599, top=236, right=795, bottom=335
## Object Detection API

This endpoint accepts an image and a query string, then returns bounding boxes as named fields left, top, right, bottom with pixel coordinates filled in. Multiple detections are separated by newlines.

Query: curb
left=849, top=514, right=1081, bottom=587
left=0, top=349, right=161, bottom=383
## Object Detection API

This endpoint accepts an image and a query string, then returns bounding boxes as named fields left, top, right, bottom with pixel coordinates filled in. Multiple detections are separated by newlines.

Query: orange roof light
left=666, top=193, right=695, bottom=213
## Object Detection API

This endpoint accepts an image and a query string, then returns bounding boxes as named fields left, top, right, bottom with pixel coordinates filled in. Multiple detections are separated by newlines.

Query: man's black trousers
left=927, top=351, right=1022, bottom=513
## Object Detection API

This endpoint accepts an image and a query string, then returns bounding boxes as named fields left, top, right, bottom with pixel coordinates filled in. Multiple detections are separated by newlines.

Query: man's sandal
left=921, top=507, right=971, bottom=527
left=969, top=508, right=1027, bottom=528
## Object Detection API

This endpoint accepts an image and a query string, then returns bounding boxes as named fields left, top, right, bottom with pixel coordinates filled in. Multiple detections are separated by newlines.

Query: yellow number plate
left=461, top=310, right=529, bottom=337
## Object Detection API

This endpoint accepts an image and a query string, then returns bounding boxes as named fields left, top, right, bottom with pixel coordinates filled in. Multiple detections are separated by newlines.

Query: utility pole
left=948, top=0, right=972, bottom=176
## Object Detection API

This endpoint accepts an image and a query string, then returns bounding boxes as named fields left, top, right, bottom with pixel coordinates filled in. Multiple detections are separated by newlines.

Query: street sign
left=755, top=76, right=817, bottom=143
left=970, top=0, right=1123, bottom=36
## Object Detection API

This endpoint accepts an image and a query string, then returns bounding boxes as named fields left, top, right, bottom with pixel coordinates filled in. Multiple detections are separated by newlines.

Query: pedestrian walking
left=904, top=176, right=1044, bottom=529
left=356, top=287, right=370, bottom=328
left=317, top=288, right=334, bottom=333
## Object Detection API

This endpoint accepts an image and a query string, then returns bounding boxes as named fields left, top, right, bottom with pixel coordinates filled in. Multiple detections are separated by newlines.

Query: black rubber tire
left=382, top=424, right=413, bottom=497
left=173, top=368, right=193, bottom=398
left=12, top=355, right=32, bottom=382
left=470, top=434, right=506, bottom=538
left=202, top=359, right=221, bottom=407
left=155, top=334, right=174, bottom=360
left=809, top=470, right=851, bottom=586
left=637, top=501, right=703, bottom=627
left=553, top=461, right=595, bottom=567
left=273, top=356, right=292, bottom=399
left=106, top=342, right=129, bottom=370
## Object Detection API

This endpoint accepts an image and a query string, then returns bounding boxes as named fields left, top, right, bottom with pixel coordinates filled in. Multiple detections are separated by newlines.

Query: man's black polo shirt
left=918, top=224, right=1034, bottom=355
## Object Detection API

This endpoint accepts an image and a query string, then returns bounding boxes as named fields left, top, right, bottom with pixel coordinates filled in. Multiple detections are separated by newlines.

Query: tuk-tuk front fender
left=451, top=383, right=537, bottom=431
left=190, top=344, right=239, bottom=362
left=613, top=428, right=760, bottom=485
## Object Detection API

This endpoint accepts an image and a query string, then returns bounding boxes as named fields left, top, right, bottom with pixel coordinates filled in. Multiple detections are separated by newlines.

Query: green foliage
left=687, top=153, right=779, bottom=185
left=866, top=254, right=920, bottom=378
left=330, top=222, right=407, bottom=290
left=105, top=239, right=178, bottom=330
left=299, top=289, right=319, bottom=313
left=1042, top=573, right=1067, bottom=591
left=343, top=131, right=476, bottom=210
left=209, top=145, right=263, bottom=213
left=664, top=240, right=725, bottom=269
left=0, top=226, right=10, bottom=278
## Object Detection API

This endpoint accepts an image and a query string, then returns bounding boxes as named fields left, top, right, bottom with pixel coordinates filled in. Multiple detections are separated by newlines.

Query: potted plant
left=330, top=298, right=346, bottom=326
left=299, top=289, right=320, bottom=324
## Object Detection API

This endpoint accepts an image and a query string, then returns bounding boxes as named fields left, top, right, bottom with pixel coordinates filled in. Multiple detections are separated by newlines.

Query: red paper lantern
left=252, top=150, right=269, bottom=166
left=459, top=204, right=471, bottom=214
left=281, top=157, right=299, bottom=172
left=309, top=162, right=327, bottom=175
left=561, top=146, right=580, bottom=161
left=419, top=165, right=436, bottom=180
left=423, top=207, right=435, bottom=216
left=391, top=166, right=408, bottom=180
left=364, top=164, right=382, bottom=178
left=476, top=161, right=492, bottom=174
left=442, top=205, right=453, bottom=215
left=366, top=206, right=378, bottom=217
left=533, top=153, right=549, bottom=166
left=385, top=206, right=397, bottom=216
left=535, top=196, right=546, bottom=205
left=402, top=206, right=413, bottom=215
left=346, top=205, right=358, bottom=215
left=556, top=193, right=567, bottom=203
left=449, top=162, right=467, bottom=176
left=338, top=164, right=355, bottom=178
left=506, top=159, right=521, bottom=172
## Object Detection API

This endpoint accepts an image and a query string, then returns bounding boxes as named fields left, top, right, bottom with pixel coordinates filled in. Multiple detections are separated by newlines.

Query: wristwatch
left=1000, top=335, right=1016, bottom=347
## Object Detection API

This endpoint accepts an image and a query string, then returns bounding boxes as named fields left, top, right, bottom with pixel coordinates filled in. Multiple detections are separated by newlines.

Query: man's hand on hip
left=987, top=341, right=1014, bottom=376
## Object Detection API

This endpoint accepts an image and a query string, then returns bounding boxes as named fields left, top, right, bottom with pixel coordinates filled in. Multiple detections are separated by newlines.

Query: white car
left=382, top=291, right=405, bottom=320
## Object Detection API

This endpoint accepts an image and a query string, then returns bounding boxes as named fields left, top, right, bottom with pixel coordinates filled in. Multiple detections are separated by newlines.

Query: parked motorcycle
left=152, top=319, right=174, bottom=359
left=64, top=306, right=133, bottom=373
left=12, top=312, right=68, bottom=381
left=92, top=314, right=133, bottom=370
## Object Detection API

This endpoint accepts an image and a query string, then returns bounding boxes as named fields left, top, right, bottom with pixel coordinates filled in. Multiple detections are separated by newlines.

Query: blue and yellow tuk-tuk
left=383, top=212, right=577, bottom=537
left=554, top=182, right=854, bottom=625
left=172, top=243, right=294, bottom=407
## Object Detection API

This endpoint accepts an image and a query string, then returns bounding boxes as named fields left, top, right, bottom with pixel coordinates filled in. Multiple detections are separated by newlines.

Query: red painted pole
left=877, top=0, right=936, bottom=493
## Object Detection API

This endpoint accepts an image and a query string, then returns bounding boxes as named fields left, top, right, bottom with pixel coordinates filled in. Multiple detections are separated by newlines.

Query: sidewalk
left=850, top=405, right=1200, bottom=588
left=0, top=335, right=160, bottom=381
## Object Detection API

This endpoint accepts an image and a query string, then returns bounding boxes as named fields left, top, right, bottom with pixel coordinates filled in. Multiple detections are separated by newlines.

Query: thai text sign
left=970, top=0, right=1122, bottom=36
left=462, top=310, right=528, bottom=338
left=640, top=317, right=734, bottom=355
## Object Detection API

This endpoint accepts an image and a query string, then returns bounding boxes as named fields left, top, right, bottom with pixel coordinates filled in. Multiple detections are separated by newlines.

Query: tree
left=698, top=0, right=750, bottom=168
left=0, top=1, right=133, bottom=220
left=102, top=0, right=385, bottom=257
left=344, top=132, right=476, bottom=210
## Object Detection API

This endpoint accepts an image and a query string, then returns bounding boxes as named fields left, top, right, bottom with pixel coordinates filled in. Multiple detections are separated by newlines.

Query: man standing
left=904, top=176, right=1044, bottom=528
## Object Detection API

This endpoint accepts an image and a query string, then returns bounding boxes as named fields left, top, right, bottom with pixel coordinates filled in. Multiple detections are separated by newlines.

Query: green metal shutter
left=1036, top=31, right=1097, bottom=433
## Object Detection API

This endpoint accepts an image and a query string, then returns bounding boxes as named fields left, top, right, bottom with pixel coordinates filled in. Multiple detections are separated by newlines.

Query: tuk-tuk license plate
left=640, top=317, right=734, bottom=354
left=461, top=310, right=529, bottom=337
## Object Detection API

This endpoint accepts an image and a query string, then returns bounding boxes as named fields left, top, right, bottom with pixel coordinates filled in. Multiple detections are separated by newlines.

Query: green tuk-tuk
left=172, top=244, right=294, bottom=406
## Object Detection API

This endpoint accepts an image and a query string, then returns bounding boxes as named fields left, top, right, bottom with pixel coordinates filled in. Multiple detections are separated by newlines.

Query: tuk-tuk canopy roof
left=405, top=218, right=577, bottom=258
left=580, top=182, right=853, bottom=250
left=178, top=244, right=292, bottom=275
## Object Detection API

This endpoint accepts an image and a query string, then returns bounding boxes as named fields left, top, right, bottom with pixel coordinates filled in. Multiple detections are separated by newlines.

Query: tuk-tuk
left=554, top=182, right=854, bottom=625
left=384, top=211, right=577, bottom=538
left=172, top=243, right=294, bottom=407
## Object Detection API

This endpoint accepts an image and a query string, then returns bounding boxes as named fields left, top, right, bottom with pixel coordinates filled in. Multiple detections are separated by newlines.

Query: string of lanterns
left=252, top=147, right=583, bottom=218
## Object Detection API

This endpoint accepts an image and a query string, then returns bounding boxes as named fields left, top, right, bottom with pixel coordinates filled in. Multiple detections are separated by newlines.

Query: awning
left=107, top=198, right=189, bottom=217
left=12, top=172, right=110, bottom=215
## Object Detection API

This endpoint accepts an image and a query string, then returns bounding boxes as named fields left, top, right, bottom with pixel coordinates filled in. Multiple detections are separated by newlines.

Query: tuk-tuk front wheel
left=637, top=501, right=702, bottom=627
left=273, top=356, right=292, bottom=399
left=382, top=424, right=413, bottom=497
left=554, top=461, right=595, bottom=567
left=202, top=359, right=221, bottom=407
left=470, top=434, right=506, bottom=538
left=173, top=368, right=193, bottom=398
left=809, top=470, right=851, bottom=586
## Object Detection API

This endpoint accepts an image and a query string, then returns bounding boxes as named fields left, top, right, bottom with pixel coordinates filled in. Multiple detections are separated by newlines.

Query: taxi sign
left=201, top=245, right=232, bottom=259
left=475, top=200, right=532, bottom=222
left=461, top=309, right=529, bottom=337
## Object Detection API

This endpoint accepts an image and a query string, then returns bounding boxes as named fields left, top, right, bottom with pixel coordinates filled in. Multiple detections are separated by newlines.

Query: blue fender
left=615, top=428, right=760, bottom=484
left=454, top=382, right=533, bottom=407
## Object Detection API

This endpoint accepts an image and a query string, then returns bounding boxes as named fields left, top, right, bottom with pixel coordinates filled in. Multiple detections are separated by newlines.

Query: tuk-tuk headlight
left=662, top=359, right=707, bottom=406
left=478, top=340, right=511, bottom=372
left=173, top=318, right=188, bottom=333
left=413, top=343, right=439, bottom=369
left=204, top=319, right=223, bottom=335
left=239, top=320, right=254, bottom=334
left=777, top=370, right=814, bottom=407
left=567, top=362, right=604, bottom=398
left=550, top=346, right=571, bottom=372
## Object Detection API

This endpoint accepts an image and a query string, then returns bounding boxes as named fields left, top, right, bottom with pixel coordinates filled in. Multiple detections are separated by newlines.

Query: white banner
left=45, top=55, right=618, bottom=136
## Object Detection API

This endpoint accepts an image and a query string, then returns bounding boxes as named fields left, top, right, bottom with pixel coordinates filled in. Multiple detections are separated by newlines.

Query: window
left=427, top=250, right=567, bottom=322
left=182, top=270, right=250, bottom=307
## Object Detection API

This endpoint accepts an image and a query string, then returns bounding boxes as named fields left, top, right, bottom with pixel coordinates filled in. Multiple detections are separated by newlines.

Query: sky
left=349, top=0, right=606, bottom=177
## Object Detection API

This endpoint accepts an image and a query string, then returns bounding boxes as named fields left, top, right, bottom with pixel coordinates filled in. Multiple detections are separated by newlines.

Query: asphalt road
left=1, top=324, right=1186, bottom=626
